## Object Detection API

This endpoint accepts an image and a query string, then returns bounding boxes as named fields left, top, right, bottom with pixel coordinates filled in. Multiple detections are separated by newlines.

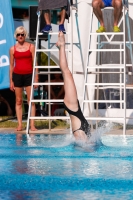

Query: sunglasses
left=16, top=33, right=25, bottom=37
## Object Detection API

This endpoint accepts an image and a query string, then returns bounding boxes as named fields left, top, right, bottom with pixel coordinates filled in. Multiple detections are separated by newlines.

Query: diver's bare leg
left=57, top=32, right=89, bottom=142
left=57, top=32, right=78, bottom=112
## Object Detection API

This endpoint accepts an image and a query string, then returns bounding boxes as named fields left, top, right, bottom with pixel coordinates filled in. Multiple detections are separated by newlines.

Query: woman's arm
left=9, top=47, right=15, bottom=91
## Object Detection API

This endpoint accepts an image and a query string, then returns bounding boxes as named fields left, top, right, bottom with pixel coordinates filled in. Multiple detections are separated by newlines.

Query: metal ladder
left=26, top=4, right=84, bottom=134
left=82, top=0, right=133, bottom=135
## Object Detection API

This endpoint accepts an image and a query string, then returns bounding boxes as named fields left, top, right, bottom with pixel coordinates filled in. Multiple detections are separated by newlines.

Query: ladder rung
left=88, top=72, right=124, bottom=74
left=36, top=49, right=69, bottom=52
left=126, top=64, right=133, bottom=67
left=92, top=86, right=127, bottom=89
left=85, top=83, right=124, bottom=86
left=29, top=116, right=70, bottom=120
left=87, top=65, right=125, bottom=69
left=83, top=100, right=124, bottom=103
left=33, top=82, right=64, bottom=85
left=31, top=100, right=64, bottom=103
left=98, top=41, right=133, bottom=44
left=74, top=71, right=124, bottom=75
left=39, top=71, right=62, bottom=74
left=35, top=66, right=60, bottom=69
left=38, top=32, right=70, bottom=35
left=89, top=49, right=124, bottom=52
left=50, top=42, right=79, bottom=45
left=90, top=32, right=124, bottom=35
left=85, top=117, right=125, bottom=120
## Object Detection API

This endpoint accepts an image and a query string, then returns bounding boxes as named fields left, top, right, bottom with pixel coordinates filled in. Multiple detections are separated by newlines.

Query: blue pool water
left=0, top=132, right=133, bottom=200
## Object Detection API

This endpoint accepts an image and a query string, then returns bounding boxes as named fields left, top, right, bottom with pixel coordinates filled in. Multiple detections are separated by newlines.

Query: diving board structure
left=26, top=3, right=85, bottom=134
left=82, top=0, right=133, bottom=135
left=26, top=0, right=133, bottom=135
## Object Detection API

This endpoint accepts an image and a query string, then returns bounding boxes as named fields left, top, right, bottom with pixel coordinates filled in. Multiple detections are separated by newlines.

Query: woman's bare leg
left=25, top=86, right=37, bottom=131
left=15, top=87, right=23, bottom=131
left=56, top=32, right=78, bottom=112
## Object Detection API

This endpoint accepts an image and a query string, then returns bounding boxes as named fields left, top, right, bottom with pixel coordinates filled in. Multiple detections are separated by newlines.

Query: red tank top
left=13, top=44, right=33, bottom=74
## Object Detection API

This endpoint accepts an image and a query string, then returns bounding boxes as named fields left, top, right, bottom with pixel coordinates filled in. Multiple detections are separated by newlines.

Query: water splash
left=24, top=121, right=114, bottom=150
left=73, top=121, right=113, bottom=151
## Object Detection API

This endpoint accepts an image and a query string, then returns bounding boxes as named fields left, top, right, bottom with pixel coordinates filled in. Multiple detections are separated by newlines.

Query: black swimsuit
left=64, top=101, right=91, bottom=137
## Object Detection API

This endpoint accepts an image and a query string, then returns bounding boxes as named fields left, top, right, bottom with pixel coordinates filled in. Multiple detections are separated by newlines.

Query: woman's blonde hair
left=14, top=26, right=28, bottom=38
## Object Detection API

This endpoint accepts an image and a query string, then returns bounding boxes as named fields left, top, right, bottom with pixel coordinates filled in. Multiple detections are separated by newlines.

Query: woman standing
left=56, top=32, right=91, bottom=141
left=10, top=26, right=38, bottom=131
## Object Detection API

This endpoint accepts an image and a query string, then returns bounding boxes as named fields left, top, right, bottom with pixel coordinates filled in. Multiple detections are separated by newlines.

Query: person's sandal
left=96, top=26, right=106, bottom=33
left=113, top=26, right=121, bottom=32
left=59, top=24, right=66, bottom=34
left=41, top=25, right=52, bottom=33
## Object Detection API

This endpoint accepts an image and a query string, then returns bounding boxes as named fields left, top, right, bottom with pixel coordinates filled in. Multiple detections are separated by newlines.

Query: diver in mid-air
left=56, top=32, right=91, bottom=142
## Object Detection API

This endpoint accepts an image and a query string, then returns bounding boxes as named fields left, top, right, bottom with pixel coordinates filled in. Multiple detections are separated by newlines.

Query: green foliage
left=0, top=117, right=69, bottom=129
left=40, top=53, right=56, bottom=66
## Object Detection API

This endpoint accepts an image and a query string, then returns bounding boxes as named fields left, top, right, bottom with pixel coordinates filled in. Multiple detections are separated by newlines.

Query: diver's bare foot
left=16, top=126, right=23, bottom=131
left=56, top=32, right=65, bottom=48
left=30, top=126, right=38, bottom=131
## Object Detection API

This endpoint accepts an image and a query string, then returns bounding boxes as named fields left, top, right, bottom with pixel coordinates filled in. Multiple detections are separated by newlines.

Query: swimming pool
left=0, top=133, right=133, bottom=200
